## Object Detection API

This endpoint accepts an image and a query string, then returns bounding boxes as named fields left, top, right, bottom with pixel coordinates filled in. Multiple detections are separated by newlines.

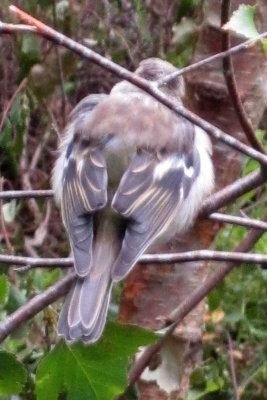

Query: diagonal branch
left=221, top=0, right=266, bottom=154
left=200, top=168, right=266, bottom=216
left=0, top=273, right=75, bottom=343
left=128, top=214, right=267, bottom=385
left=4, top=6, right=267, bottom=166
left=158, top=35, right=267, bottom=87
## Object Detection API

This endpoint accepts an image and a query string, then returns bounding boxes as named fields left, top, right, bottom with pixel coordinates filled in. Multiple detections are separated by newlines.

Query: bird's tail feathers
left=58, top=271, right=112, bottom=343
left=58, top=227, right=118, bottom=343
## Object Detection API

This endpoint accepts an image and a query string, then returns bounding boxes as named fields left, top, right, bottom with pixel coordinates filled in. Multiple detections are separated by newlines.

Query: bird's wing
left=60, top=96, right=108, bottom=277
left=111, top=146, right=199, bottom=281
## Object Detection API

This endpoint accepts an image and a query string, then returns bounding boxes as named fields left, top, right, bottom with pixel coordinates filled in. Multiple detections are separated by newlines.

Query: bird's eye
left=80, top=138, right=91, bottom=148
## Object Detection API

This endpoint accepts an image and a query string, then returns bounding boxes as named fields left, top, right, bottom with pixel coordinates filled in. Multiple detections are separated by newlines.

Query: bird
left=52, top=58, right=214, bottom=343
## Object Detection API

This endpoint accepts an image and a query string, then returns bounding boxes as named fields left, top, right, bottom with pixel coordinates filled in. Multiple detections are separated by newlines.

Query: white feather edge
left=51, top=122, right=75, bottom=204
left=171, top=125, right=214, bottom=234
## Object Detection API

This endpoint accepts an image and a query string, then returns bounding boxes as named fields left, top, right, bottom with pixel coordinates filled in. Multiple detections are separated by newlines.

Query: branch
left=0, top=169, right=266, bottom=224
left=0, top=273, right=75, bottom=343
left=0, top=21, right=37, bottom=33
left=128, top=214, right=267, bottom=385
left=4, top=6, right=267, bottom=167
left=1, top=249, right=267, bottom=269
left=1, top=242, right=267, bottom=343
left=0, top=189, right=54, bottom=199
left=221, top=0, right=265, bottom=154
left=209, top=212, right=267, bottom=231
left=158, top=33, right=267, bottom=86
left=1, top=20, right=266, bottom=86
left=200, top=168, right=266, bottom=216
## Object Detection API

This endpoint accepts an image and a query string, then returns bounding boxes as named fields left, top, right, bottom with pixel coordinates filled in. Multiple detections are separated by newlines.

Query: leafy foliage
left=0, top=275, right=8, bottom=305
left=0, top=351, right=27, bottom=395
left=35, top=324, right=156, bottom=400
left=187, top=149, right=267, bottom=400
left=223, top=4, right=267, bottom=53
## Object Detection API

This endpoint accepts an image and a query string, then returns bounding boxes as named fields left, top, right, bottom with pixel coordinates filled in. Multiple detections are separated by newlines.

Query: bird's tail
left=58, top=224, right=118, bottom=343
left=58, top=273, right=112, bottom=343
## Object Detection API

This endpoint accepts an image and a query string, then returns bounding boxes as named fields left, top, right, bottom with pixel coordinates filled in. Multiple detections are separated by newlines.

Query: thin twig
left=2, top=20, right=266, bottom=85
left=0, top=249, right=267, bottom=269
left=200, top=169, right=266, bottom=217
left=0, top=273, right=75, bottom=343
left=0, top=167, right=265, bottom=223
left=0, top=77, right=28, bottom=134
left=0, top=236, right=266, bottom=344
left=5, top=6, right=267, bottom=166
left=128, top=215, right=266, bottom=385
left=0, top=21, right=37, bottom=34
left=221, top=0, right=265, bottom=154
left=4, top=182, right=267, bottom=230
left=209, top=212, right=267, bottom=231
left=158, top=33, right=267, bottom=86
left=0, top=190, right=54, bottom=199
left=226, top=331, right=240, bottom=400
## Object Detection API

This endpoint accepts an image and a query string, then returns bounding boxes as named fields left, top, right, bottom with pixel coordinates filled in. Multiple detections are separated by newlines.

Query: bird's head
left=135, top=58, right=185, bottom=100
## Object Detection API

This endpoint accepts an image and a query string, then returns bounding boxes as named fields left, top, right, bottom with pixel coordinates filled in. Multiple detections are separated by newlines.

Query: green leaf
left=206, top=380, right=219, bottom=392
left=0, top=275, right=8, bottom=305
left=224, top=5, right=258, bottom=38
left=185, top=388, right=207, bottom=400
left=5, top=284, right=26, bottom=314
left=249, top=326, right=267, bottom=339
left=2, top=200, right=17, bottom=223
left=0, top=351, right=27, bottom=395
left=36, top=323, right=157, bottom=400
left=18, top=35, right=41, bottom=79
left=224, top=5, right=267, bottom=55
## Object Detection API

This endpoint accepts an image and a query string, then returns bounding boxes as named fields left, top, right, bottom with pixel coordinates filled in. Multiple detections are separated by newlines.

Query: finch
left=52, top=58, right=214, bottom=343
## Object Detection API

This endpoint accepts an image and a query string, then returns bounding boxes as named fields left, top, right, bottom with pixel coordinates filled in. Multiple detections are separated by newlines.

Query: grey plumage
left=52, top=58, right=214, bottom=343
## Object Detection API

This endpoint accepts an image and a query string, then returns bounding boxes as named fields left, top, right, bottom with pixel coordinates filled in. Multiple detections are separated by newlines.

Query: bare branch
left=158, top=33, right=267, bottom=86
left=200, top=169, right=266, bottom=216
left=4, top=6, right=267, bottom=166
left=1, top=20, right=266, bottom=85
left=0, top=254, right=72, bottom=267
left=0, top=273, right=75, bottom=343
left=1, top=249, right=267, bottom=269
left=1, top=241, right=267, bottom=343
left=0, top=169, right=266, bottom=226
left=221, top=0, right=265, bottom=154
left=0, top=21, right=37, bottom=34
left=0, top=189, right=54, bottom=199
left=128, top=215, right=266, bottom=385
left=209, top=212, right=267, bottom=231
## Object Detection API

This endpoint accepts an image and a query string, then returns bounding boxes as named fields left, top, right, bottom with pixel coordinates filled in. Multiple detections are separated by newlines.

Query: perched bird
left=52, top=58, right=214, bottom=343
